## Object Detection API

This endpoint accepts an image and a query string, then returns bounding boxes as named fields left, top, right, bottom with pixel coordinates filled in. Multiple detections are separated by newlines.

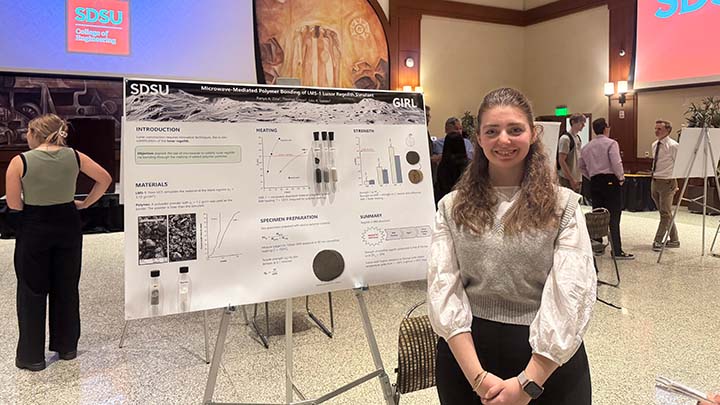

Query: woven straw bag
left=584, top=208, right=611, bottom=239
left=394, top=302, right=438, bottom=396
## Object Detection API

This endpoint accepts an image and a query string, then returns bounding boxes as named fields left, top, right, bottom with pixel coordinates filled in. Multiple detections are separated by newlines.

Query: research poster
left=537, top=121, right=561, bottom=171
left=672, top=128, right=720, bottom=179
left=123, top=79, right=434, bottom=319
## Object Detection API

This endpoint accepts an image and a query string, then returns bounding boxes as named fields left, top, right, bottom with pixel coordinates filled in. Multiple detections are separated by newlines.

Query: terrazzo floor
left=0, top=206, right=718, bottom=404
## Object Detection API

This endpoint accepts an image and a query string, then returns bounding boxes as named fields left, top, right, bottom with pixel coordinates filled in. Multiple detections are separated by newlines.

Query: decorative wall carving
left=256, top=0, right=389, bottom=89
left=0, top=74, right=121, bottom=148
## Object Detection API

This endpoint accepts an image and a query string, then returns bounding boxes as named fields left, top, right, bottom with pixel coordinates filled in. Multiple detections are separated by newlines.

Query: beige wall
left=523, top=6, right=609, bottom=128
left=378, top=0, right=524, bottom=21
left=637, top=85, right=720, bottom=158
left=400, top=2, right=720, bottom=160
left=524, top=0, right=557, bottom=9
left=456, top=0, right=525, bottom=9
left=379, top=0, right=553, bottom=19
left=420, top=16, right=525, bottom=137
left=420, top=7, right=608, bottom=139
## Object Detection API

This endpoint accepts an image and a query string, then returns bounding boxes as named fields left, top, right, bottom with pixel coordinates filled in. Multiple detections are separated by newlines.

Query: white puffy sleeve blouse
left=427, top=188, right=596, bottom=365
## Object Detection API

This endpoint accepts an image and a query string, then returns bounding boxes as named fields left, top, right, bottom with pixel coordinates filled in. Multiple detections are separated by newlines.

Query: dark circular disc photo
left=312, top=250, right=345, bottom=282
left=406, top=150, right=420, bottom=165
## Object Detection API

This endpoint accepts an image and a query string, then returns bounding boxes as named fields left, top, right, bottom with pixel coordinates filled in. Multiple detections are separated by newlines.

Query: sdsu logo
left=130, top=84, right=170, bottom=96
left=67, top=0, right=130, bottom=56
left=74, top=7, right=124, bottom=25
left=655, top=0, right=720, bottom=18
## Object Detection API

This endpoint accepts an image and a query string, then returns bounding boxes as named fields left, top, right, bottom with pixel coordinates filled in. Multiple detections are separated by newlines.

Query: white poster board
left=536, top=121, right=561, bottom=171
left=122, top=79, right=435, bottom=319
left=671, top=128, right=720, bottom=179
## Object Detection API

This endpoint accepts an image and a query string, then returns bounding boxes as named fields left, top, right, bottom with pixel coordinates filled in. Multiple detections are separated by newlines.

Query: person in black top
left=5, top=114, right=112, bottom=371
left=435, top=132, right=469, bottom=203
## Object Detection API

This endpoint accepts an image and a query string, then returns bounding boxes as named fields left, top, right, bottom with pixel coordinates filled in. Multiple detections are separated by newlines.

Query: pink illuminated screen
left=634, top=0, right=720, bottom=89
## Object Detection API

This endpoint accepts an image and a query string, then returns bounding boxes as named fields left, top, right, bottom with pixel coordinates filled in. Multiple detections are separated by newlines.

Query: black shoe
left=615, top=251, right=635, bottom=260
left=652, top=242, right=663, bottom=252
left=665, top=241, right=680, bottom=248
left=58, top=350, right=77, bottom=360
left=15, top=358, right=46, bottom=371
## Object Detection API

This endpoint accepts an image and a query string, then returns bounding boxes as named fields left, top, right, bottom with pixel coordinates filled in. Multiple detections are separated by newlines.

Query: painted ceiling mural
left=256, top=0, right=389, bottom=90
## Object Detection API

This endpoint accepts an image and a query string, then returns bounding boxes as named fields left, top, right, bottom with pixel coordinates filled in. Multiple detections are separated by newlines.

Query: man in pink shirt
left=579, top=118, right=634, bottom=260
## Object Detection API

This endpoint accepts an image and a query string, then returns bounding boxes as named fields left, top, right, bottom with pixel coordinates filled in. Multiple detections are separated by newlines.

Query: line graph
left=258, top=134, right=310, bottom=190
left=204, top=212, right=245, bottom=260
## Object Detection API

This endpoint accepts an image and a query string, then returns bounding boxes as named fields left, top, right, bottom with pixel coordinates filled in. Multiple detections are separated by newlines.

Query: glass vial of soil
left=149, top=270, right=162, bottom=317
left=178, top=266, right=191, bottom=312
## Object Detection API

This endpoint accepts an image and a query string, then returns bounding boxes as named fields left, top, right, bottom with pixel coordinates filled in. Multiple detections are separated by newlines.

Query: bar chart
left=355, top=137, right=405, bottom=187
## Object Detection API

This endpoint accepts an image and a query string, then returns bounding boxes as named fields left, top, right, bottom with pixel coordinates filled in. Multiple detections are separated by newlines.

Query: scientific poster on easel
left=536, top=121, right=561, bottom=171
left=122, top=79, right=434, bottom=319
left=672, top=128, right=720, bottom=178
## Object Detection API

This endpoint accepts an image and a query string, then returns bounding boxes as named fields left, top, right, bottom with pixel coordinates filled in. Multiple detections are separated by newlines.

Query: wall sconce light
left=404, top=57, right=415, bottom=68
left=604, top=82, right=615, bottom=96
left=617, top=80, right=628, bottom=106
left=604, top=80, right=629, bottom=106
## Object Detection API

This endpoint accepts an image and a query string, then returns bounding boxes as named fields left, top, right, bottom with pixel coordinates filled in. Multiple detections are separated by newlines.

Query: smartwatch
left=518, top=371, right=544, bottom=399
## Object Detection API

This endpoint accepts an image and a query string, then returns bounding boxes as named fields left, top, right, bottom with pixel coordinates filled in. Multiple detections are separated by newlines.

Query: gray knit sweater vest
left=439, top=187, right=577, bottom=326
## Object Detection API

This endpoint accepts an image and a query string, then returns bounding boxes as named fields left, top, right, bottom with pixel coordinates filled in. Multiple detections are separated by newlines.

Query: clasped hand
left=475, top=373, right=531, bottom=405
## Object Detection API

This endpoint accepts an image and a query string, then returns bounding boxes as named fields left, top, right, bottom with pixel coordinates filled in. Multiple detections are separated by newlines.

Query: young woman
left=428, top=88, right=596, bottom=404
left=6, top=114, right=112, bottom=371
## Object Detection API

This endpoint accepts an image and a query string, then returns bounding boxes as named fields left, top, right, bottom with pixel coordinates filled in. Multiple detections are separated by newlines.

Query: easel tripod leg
left=711, top=222, right=720, bottom=256
left=354, top=288, right=395, bottom=405
left=118, top=320, right=128, bottom=348
left=285, top=299, right=293, bottom=403
left=204, top=310, right=210, bottom=364
left=703, top=130, right=720, bottom=257
left=305, top=292, right=335, bottom=338
left=250, top=302, right=270, bottom=349
left=203, top=306, right=234, bottom=404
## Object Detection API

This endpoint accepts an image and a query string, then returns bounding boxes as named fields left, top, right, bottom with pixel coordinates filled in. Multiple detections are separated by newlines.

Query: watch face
left=524, top=381, right=544, bottom=399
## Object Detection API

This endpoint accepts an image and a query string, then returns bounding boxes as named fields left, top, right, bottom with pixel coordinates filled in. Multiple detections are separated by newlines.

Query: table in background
left=623, top=174, right=657, bottom=212
left=580, top=174, right=656, bottom=212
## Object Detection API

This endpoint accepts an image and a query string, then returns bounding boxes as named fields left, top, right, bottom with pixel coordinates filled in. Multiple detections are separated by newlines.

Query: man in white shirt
left=557, top=114, right=586, bottom=192
left=651, top=120, right=680, bottom=251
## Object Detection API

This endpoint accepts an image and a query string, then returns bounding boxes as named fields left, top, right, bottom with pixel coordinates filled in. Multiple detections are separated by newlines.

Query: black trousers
left=14, top=203, right=83, bottom=363
left=590, top=173, right=624, bottom=255
left=436, top=317, right=591, bottom=405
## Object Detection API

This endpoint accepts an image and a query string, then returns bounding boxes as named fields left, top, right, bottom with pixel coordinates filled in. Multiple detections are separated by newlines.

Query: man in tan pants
left=650, top=120, right=680, bottom=251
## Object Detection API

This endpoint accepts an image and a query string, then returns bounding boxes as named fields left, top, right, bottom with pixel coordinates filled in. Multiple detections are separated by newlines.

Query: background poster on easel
left=122, top=79, right=434, bottom=319
left=672, top=128, right=720, bottom=179
left=536, top=121, right=561, bottom=171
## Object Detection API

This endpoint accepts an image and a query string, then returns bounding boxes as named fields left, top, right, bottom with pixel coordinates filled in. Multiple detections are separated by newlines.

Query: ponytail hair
left=28, top=114, right=68, bottom=146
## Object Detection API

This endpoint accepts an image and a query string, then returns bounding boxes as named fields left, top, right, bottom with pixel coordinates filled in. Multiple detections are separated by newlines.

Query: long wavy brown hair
left=451, top=88, right=559, bottom=235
